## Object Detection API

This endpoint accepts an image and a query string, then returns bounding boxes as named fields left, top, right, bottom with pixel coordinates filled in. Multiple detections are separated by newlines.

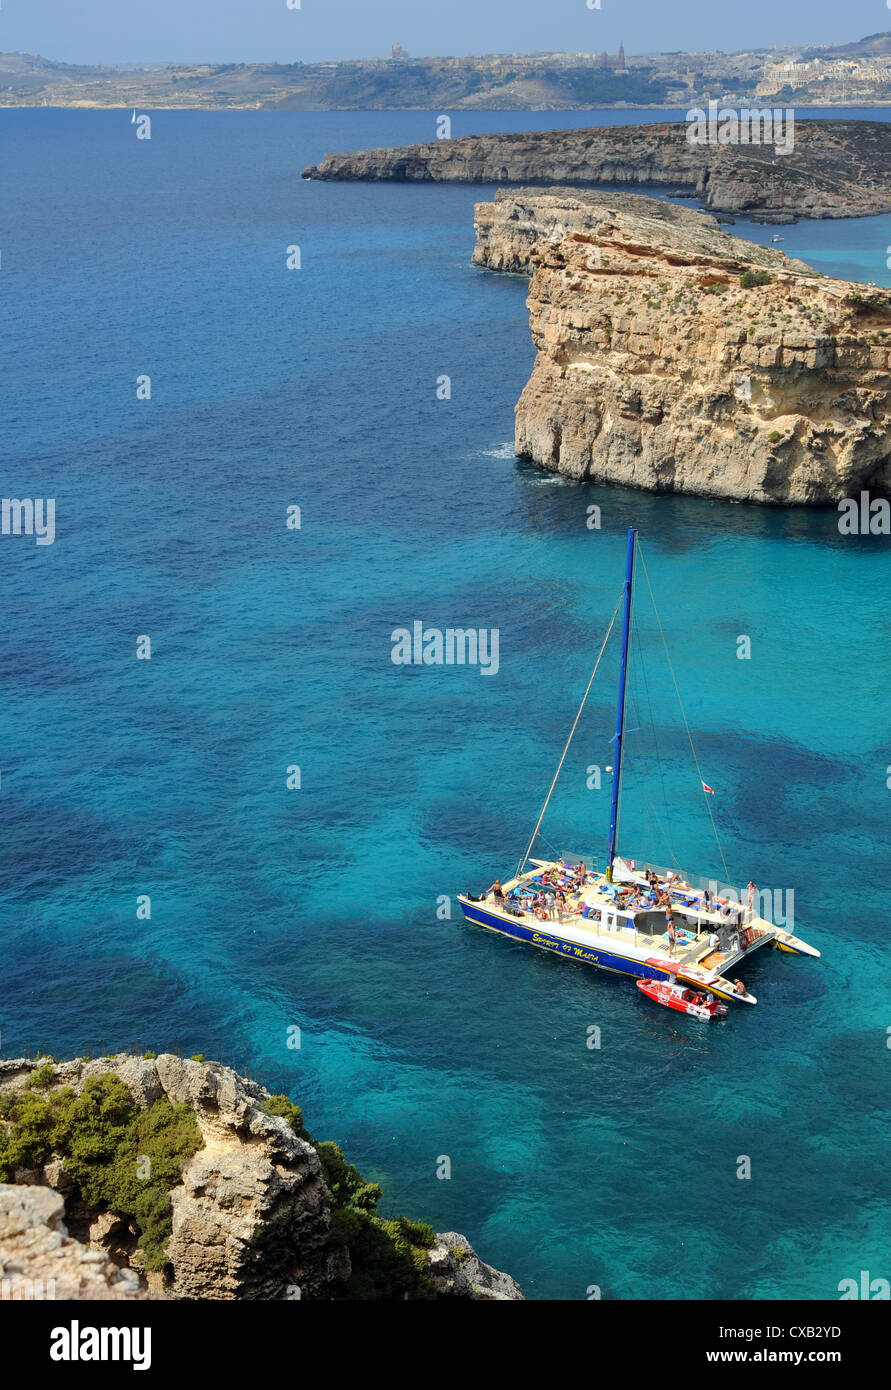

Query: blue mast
left=606, top=528, right=637, bottom=882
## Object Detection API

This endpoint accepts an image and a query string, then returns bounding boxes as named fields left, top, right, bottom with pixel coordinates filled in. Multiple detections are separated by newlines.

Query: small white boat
left=771, top=234, right=784, bottom=242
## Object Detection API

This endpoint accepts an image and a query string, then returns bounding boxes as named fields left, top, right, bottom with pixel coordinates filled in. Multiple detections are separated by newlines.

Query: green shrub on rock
left=25, top=1063, right=56, bottom=1091
left=268, top=1098, right=436, bottom=1299
left=314, top=1140, right=382, bottom=1213
left=740, top=269, right=772, bottom=289
left=259, top=1093, right=308, bottom=1139
left=0, top=1074, right=202, bottom=1271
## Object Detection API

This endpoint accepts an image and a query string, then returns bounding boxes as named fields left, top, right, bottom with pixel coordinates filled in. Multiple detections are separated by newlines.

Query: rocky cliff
left=0, top=1055, right=523, bottom=1301
left=302, top=119, right=891, bottom=222
left=474, top=188, right=891, bottom=504
left=0, top=1184, right=148, bottom=1301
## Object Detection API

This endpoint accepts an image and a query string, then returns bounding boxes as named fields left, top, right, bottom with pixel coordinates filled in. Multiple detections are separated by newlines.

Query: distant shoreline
left=4, top=33, right=890, bottom=114
left=3, top=101, right=891, bottom=112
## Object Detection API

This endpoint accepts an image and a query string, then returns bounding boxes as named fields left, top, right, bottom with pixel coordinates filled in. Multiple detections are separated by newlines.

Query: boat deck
left=499, top=859, right=788, bottom=980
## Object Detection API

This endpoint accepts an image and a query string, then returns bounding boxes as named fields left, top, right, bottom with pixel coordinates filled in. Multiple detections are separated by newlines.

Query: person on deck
left=487, top=880, right=505, bottom=907
left=667, top=915, right=677, bottom=957
left=746, top=880, right=757, bottom=921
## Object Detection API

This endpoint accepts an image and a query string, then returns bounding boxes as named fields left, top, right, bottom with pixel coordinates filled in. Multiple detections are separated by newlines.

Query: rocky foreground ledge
left=474, top=188, right=891, bottom=504
left=0, top=1055, right=522, bottom=1301
left=302, top=119, right=891, bottom=222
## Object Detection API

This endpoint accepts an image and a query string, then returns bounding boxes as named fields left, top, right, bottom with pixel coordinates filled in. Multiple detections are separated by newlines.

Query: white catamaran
left=458, top=528, right=820, bottom=1009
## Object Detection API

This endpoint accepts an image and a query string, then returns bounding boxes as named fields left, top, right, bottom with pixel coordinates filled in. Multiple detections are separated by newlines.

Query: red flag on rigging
left=702, top=781, right=715, bottom=795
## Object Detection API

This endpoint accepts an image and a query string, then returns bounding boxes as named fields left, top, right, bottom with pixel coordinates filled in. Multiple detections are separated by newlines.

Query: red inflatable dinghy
left=637, top=977, right=728, bottom=1020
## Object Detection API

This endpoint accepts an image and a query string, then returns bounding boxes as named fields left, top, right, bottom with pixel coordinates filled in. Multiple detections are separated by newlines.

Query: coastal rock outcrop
left=474, top=188, right=891, bottom=504
left=0, top=1055, right=523, bottom=1301
left=0, top=1183, right=147, bottom=1300
left=302, top=119, right=891, bottom=222
left=427, top=1231, right=525, bottom=1300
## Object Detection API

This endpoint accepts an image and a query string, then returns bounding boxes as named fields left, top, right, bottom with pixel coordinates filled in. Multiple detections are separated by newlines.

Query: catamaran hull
left=459, top=899, right=672, bottom=982
left=772, top=936, right=820, bottom=958
left=457, top=895, right=762, bottom=1003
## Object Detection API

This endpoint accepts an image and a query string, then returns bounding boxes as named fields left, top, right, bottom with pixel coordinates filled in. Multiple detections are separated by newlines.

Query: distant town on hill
left=1, top=32, right=890, bottom=109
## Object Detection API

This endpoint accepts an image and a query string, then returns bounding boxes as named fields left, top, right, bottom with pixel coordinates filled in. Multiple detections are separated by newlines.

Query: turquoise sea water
left=0, top=107, right=889, bottom=1300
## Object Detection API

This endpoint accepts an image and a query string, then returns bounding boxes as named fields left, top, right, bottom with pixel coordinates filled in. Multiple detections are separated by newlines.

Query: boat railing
left=618, top=855, right=742, bottom=902
left=559, top=850, right=600, bottom=874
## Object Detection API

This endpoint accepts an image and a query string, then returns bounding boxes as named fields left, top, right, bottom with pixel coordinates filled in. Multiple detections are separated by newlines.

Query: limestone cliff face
left=474, top=189, right=891, bottom=504
left=302, top=120, right=891, bottom=222
left=0, top=1055, right=523, bottom=1301
left=0, top=1184, right=147, bottom=1300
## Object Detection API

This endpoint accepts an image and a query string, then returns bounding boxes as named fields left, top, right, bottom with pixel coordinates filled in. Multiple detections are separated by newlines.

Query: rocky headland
left=0, top=1054, right=522, bottom=1301
left=302, top=119, right=891, bottom=222
left=472, top=188, right=891, bottom=503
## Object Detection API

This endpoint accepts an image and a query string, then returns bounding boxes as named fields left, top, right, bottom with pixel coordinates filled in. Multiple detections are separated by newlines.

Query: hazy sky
left=1, top=0, right=885, bottom=65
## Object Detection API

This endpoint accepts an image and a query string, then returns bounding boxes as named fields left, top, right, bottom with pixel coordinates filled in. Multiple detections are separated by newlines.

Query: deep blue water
left=0, top=108, right=889, bottom=1300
